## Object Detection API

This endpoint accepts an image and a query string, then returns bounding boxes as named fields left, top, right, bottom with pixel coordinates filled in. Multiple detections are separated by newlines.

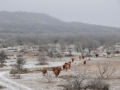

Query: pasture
left=0, top=44, right=120, bottom=90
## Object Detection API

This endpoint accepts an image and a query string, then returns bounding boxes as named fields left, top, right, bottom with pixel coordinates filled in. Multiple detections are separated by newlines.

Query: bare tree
left=97, top=61, right=115, bottom=79
left=16, top=57, right=26, bottom=71
left=57, top=53, right=63, bottom=61
left=38, top=54, right=48, bottom=65
left=64, top=69, right=90, bottom=90
left=104, top=42, right=112, bottom=58
left=64, top=68, right=110, bottom=90
left=10, top=67, right=18, bottom=76
left=60, top=43, right=66, bottom=52
left=48, top=50, right=54, bottom=59
left=86, top=38, right=99, bottom=60
left=73, top=69, right=90, bottom=90
left=88, top=79, right=109, bottom=90
left=0, top=50, right=7, bottom=67
left=68, top=49, right=72, bottom=56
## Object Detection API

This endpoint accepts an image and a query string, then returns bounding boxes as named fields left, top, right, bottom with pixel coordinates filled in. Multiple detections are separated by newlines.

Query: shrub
left=37, top=54, right=48, bottom=65
left=88, top=79, right=109, bottom=90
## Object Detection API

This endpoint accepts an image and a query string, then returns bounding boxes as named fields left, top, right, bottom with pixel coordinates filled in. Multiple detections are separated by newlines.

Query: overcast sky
left=0, top=0, right=120, bottom=27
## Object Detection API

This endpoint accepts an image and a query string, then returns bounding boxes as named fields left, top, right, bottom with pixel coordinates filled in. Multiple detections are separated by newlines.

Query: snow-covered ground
left=0, top=46, right=120, bottom=90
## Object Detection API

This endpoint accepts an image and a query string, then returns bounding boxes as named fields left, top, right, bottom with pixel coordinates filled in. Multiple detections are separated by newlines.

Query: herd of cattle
left=41, top=56, right=87, bottom=78
left=41, top=51, right=120, bottom=78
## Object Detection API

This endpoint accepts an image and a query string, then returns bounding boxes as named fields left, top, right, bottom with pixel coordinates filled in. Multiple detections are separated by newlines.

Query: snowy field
left=0, top=46, right=120, bottom=90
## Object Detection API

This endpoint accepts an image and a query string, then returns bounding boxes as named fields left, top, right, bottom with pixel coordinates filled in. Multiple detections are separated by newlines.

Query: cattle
left=107, top=52, right=111, bottom=55
left=41, top=69, right=47, bottom=76
left=67, top=62, right=71, bottom=69
left=65, top=64, right=69, bottom=71
left=54, top=69, right=60, bottom=77
left=95, top=54, right=99, bottom=58
left=52, top=67, right=56, bottom=71
left=52, top=66, right=62, bottom=77
left=115, top=51, right=119, bottom=54
left=83, top=60, right=86, bottom=65
left=71, top=57, right=76, bottom=62
left=63, top=62, right=70, bottom=71
left=56, top=66, right=62, bottom=72
left=79, top=56, right=85, bottom=60
left=52, top=66, right=61, bottom=71
left=63, top=64, right=66, bottom=69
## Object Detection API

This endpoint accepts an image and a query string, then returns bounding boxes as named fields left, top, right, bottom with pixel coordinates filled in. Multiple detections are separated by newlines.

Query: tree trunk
left=107, top=50, right=109, bottom=58
left=1, top=60, right=3, bottom=67
left=89, top=49, right=91, bottom=60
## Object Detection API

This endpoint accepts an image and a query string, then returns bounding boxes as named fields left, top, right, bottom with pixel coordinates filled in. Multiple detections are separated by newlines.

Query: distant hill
left=0, top=11, right=120, bottom=34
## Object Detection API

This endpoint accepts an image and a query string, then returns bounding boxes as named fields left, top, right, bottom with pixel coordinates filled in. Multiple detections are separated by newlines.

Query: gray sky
left=0, top=0, right=120, bottom=27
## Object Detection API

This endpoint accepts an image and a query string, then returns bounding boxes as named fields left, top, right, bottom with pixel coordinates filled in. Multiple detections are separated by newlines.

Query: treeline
left=0, top=33, right=119, bottom=49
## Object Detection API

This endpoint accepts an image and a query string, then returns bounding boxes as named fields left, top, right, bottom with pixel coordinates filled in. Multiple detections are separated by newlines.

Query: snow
left=0, top=71, right=33, bottom=90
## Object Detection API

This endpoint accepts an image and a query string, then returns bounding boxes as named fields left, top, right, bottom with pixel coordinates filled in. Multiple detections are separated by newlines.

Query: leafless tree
left=16, top=57, right=26, bottom=71
left=88, top=79, right=109, bottom=90
left=57, top=53, right=63, bottom=61
left=85, top=38, right=99, bottom=60
left=10, top=67, right=18, bottom=76
left=0, top=50, right=7, bottom=67
left=64, top=68, right=110, bottom=90
left=48, top=50, right=54, bottom=59
left=97, top=61, right=115, bottom=79
left=37, top=54, right=48, bottom=65
left=64, top=69, right=91, bottom=90
left=73, top=69, right=90, bottom=90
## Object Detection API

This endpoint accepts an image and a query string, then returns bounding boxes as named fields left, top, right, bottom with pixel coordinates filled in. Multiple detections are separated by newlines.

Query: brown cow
left=52, top=67, right=56, bottom=71
left=63, top=64, right=66, bottom=69
left=95, top=54, right=99, bottom=58
left=54, top=69, right=60, bottom=77
left=65, top=64, right=69, bottom=71
left=71, top=57, right=76, bottom=62
left=63, top=61, right=71, bottom=71
left=107, top=52, right=111, bottom=55
left=41, top=69, right=47, bottom=76
left=68, top=62, right=71, bottom=69
left=52, top=66, right=62, bottom=77
left=115, top=51, right=119, bottom=54
left=52, top=66, right=62, bottom=71
left=83, top=60, right=86, bottom=65
left=56, top=66, right=62, bottom=72
left=79, top=56, right=85, bottom=60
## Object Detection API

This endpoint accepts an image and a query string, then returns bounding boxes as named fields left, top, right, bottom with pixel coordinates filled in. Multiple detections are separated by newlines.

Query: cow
left=107, top=52, right=111, bottom=55
left=56, top=66, right=62, bottom=72
left=115, top=51, right=119, bottom=54
left=95, top=54, right=99, bottom=58
left=71, top=57, right=76, bottom=62
left=63, top=60, right=72, bottom=71
left=54, top=69, right=60, bottom=77
left=79, top=56, right=85, bottom=60
left=83, top=60, right=86, bottom=65
left=41, top=69, right=47, bottom=76
left=52, top=66, right=62, bottom=77
left=63, top=64, right=66, bottom=69
left=65, top=64, right=69, bottom=71
left=67, top=62, right=71, bottom=69
left=52, top=67, right=56, bottom=71
left=52, top=66, right=61, bottom=71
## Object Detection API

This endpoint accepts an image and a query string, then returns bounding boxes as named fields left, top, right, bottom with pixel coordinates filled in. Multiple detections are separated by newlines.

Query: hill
left=0, top=11, right=120, bottom=34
